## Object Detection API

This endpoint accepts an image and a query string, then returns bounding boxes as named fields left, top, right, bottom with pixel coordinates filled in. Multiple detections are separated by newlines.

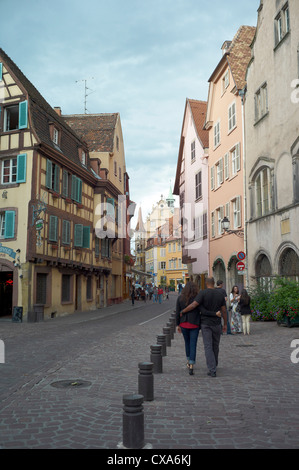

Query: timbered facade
left=0, top=48, right=133, bottom=320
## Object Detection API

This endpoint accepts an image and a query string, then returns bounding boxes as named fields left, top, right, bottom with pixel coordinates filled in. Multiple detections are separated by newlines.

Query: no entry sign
left=237, top=261, right=246, bottom=271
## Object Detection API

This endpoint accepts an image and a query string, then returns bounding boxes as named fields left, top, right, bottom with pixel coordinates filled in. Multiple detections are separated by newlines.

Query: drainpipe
left=239, top=87, right=249, bottom=288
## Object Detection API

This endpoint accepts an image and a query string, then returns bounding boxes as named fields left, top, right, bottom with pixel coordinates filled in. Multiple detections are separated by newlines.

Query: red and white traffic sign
left=236, top=261, right=246, bottom=271
left=237, top=251, right=246, bottom=261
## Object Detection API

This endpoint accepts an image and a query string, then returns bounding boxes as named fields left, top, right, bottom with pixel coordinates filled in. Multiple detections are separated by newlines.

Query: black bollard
left=167, top=321, right=174, bottom=339
left=163, top=327, right=171, bottom=347
left=157, top=334, right=167, bottom=357
left=138, top=362, right=154, bottom=401
left=122, top=394, right=144, bottom=449
left=150, top=344, right=163, bottom=373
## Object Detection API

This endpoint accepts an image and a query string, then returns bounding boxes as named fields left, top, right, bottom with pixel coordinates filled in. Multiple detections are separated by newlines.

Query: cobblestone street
left=0, top=294, right=299, bottom=450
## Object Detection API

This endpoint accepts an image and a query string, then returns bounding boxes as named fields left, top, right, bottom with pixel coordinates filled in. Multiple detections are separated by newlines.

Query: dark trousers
left=201, top=323, right=222, bottom=374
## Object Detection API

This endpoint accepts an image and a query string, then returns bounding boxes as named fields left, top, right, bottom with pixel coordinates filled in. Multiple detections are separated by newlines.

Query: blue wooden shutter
left=83, top=226, right=90, bottom=248
left=18, top=100, right=28, bottom=129
left=62, top=220, right=70, bottom=245
left=49, top=216, right=58, bottom=242
left=16, top=153, right=27, bottom=183
left=71, top=175, right=76, bottom=200
left=46, top=160, right=52, bottom=188
left=4, top=211, right=15, bottom=239
left=0, top=63, right=2, bottom=81
left=74, top=224, right=83, bottom=247
left=54, top=165, right=60, bottom=193
left=77, top=178, right=82, bottom=203
left=62, top=171, right=68, bottom=197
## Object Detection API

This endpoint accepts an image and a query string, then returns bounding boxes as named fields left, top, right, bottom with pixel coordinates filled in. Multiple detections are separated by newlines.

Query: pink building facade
left=204, top=26, right=256, bottom=292
left=174, top=99, right=209, bottom=289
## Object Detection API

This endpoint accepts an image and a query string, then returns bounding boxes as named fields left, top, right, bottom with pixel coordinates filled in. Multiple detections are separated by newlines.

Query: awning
left=131, top=268, right=153, bottom=277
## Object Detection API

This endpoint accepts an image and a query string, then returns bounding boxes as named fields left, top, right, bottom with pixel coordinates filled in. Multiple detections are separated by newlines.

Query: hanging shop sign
left=0, top=243, right=16, bottom=260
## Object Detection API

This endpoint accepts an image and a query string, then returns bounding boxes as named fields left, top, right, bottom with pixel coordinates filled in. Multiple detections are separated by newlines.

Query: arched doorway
left=227, top=255, right=243, bottom=293
left=213, top=259, right=226, bottom=289
left=279, top=248, right=299, bottom=281
left=255, top=253, right=272, bottom=288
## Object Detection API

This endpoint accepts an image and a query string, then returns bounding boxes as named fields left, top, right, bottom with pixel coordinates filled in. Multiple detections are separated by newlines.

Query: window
left=46, top=160, right=60, bottom=193
left=1, top=154, right=27, bottom=185
left=233, top=196, right=241, bottom=228
left=255, top=168, right=272, bottom=217
left=214, top=121, right=220, bottom=148
left=275, top=3, right=290, bottom=47
left=228, top=102, right=236, bottom=132
left=217, top=206, right=224, bottom=235
left=195, top=171, right=202, bottom=199
left=216, top=159, right=224, bottom=187
left=36, top=273, right=47, bottom=305
left=222, top=70, right=230, bottom=94
left=3, top=101, right=28, bottom=132
left=211, top=166, right=215, bottom=190
left=53, top=128, right=59, bottom=145
left=114, top=161, right=117, bottom=176
left=101, top=238, right=111, bottom=258
left=74, top=224, right=90, bottom=248
left=71, top=175, right=82, bottom=203
left=0, top=210, right=15, bottom=239
left=95, top=237, right=100, bottom=257
left=255, top=83, right=268, bottom=122
left=191, top=141, right=196, bottom=162
left=119, top=167, right=122, bottom=181
left=62, top=170, right=69, bottom=198
left=81, top=151, right=86, bottom=166
left=160, top=261, right=166, bottom=269
left=86, top=276, right=92, bottom=300
left=224, top=153, right=229, bottom=179
left=211, top=211, right=215, bottom=238
left=49, top=215, right=58, bottom=242
left=62, top=275, right=72, bottom=303
left=62, top=220, right=70, bottom=245
left=116, top=136, right=119, bottom=151
left=231, top=144, right=241, bottom=176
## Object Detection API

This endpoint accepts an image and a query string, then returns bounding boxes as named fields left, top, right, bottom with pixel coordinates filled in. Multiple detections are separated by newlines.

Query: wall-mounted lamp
left=221, top=217, right=244, bottom=238
left=2, top=190, right=8, bottom=199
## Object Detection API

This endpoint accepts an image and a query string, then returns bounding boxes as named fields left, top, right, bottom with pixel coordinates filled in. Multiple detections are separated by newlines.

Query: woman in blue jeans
left=175, top=282, right=201, bottom=376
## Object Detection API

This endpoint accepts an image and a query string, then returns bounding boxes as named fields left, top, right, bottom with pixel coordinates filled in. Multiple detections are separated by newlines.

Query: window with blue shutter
left=74, top=224, right=83, bottom=247
left=83, top=226, right=90, bottom=248
left=49, top=216, right=58, bottom=242
left=62, top=171, right=69, bottom=198
left=54, top=165, right=60, bottom=193
left=4, top=211, right=15, bottom=239
left=16, top=154, right=27, bottom=183
left=18, top=100, right=28, bottom=129
left=62, top=220, right=70, bottom=245
left=46, top=160, right=52, bottom=189
left=71, top=176, right=82, bottom=203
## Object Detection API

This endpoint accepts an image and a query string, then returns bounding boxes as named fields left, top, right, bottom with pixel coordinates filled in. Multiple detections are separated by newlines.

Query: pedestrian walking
left=180, top=277, right=227, bottom=377
left=175, top=282, right=201, bottom=375
left=158, top=285, right=163, bottom=304
left=216, top=280, right=232, bottom=335
left=131, top=285, right=135, bottom=306
left=153, top=286, right=157, bottom=302
left=238, top=289, right=252, bottom=335
left=230, top=286, right=242, bottom=334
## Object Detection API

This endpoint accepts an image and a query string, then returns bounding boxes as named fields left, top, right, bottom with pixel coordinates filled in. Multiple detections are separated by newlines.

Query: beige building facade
left=245, top=0, right=299, bottom=284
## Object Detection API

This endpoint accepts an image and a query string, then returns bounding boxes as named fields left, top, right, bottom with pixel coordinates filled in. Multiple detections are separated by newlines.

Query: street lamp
left=221, top=217, right=244, bottom=238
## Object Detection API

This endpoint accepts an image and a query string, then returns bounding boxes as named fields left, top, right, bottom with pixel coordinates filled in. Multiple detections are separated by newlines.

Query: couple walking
left=175, top=278, right=227, bottom=377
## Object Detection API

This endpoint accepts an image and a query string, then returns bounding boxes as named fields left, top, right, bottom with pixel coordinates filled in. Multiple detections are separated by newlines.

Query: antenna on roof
left=75, top=78, right=95, bottom=114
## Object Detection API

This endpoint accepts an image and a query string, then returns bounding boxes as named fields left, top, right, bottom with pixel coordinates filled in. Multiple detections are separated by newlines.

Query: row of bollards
left=120, top=311, right=177, bottom=449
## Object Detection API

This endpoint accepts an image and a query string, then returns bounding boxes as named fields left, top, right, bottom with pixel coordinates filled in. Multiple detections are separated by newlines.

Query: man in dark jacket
left=180, top=277, right=227, bottom=377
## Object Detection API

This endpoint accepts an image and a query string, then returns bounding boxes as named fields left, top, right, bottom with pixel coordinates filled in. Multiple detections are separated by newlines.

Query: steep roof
left=226, top=25, right=256, bottom=90
left=63, top=113, right=118, bottom=153
left=173, top=98, right=208, bottom=195
left=135, top=207, right=146, bottom=233
left=0, top=48, right=93, bottom=172
left=188, top=99, right=209, bottom=149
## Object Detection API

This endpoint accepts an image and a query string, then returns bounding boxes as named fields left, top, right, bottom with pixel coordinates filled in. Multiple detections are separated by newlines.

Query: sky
left=0, top=0, right=260, bottom=228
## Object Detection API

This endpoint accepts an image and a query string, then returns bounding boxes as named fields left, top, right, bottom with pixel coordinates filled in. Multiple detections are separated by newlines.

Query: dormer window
left=82, top=151, right=86, bottom=165
left=53, top=127, right=59, bottom=145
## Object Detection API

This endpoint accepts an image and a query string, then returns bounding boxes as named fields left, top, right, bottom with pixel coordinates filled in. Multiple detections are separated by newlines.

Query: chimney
left=221, top=40, right=232, bottom=56
left=54, top=107, right=62, bottom=116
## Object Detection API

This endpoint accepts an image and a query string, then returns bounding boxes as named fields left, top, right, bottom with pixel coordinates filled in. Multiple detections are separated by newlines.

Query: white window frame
left=191, top=140, right=196, bottom=162
left=216, top=158, right=224, bottom=188
left=228, top=102, right=236, bottom=132
left=217, top=206, right=224, bottom=235
left=213, top=120, right=221, bottom=149
left=233, top=196, right=241, bottom=228
left=1, top=157, right=17, bottom=184
left=53, top=128, right=59, bottom=145
left=255, top=83, right=268, bottom=122
left=224, top=153, right=229, bottom=180
left=211, top=211, right=215, bottom=238
left=255, top=168, right=272, bottom=217
left=231, top=143, right=241, bottom=176
left=0, top=212, right=5, bottom=239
